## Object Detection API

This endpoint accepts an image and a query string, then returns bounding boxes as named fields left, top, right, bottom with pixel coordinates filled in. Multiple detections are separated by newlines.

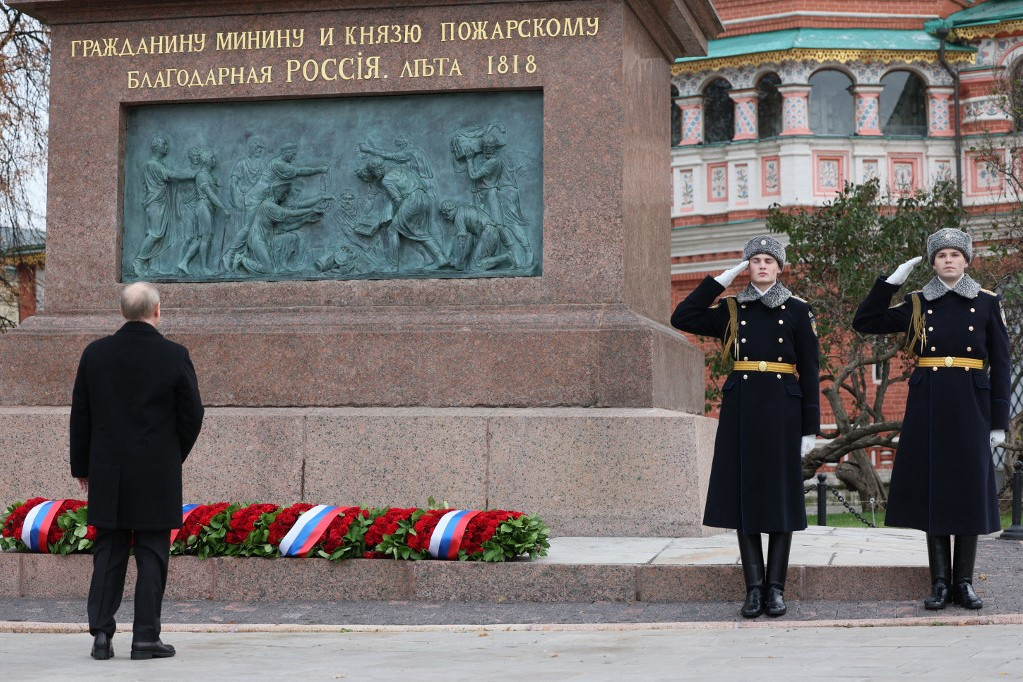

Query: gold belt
left=733, top=360, right=796, bottom=374
left=917, top=356, right=984, bottom=370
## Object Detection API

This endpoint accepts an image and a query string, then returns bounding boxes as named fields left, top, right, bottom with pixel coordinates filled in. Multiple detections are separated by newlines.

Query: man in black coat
left=70, top=282, right=204, bottom=660
left=853, top=228, right=1010, bottom=610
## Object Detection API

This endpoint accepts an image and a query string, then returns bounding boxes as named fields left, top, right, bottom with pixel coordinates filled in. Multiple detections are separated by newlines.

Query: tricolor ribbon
left=278, top=505, right=343, bottom=557
left=427, top=510, right=481, bottom=559
left=169, top=503, right=201, bottom=545
left=20, top=500, right=65, bottom=553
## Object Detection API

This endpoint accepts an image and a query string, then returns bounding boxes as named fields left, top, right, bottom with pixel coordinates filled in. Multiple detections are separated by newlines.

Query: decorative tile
left=819, top=159, right=840, bottom=190
left=735, top=164, right=749, bottom=202
left=893, top=161, right=915, bottom=191
left=933, top=160, right=952, bottom=181
left=862, top=159, right=879, bottom=182
left=855, top=95, right=879, bottom=133
left=678, top=168, right=694, bottom=211
left=708, top=163, right=728, bottom=202
left=762, top=157, right=780, bottom=196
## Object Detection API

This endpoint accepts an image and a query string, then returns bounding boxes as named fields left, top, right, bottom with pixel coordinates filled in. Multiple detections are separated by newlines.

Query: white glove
left=885, top=256, right=922, bottom=285
left=990, top=430, right=1006, bottom=448
left=801, top=435, right=816, bottom=457
left=713, top=260, right=749, bottom=288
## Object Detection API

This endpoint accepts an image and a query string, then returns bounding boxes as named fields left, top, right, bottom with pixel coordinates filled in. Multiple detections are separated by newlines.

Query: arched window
left=757, top=72, right=782, bottom=138
left=671, top=84, right=681, bottom=146
left=703, top=78, right=734, bottom=144
left=880, top=70, right=927, bottom=136
left=809, top=69, right=854, bottom=136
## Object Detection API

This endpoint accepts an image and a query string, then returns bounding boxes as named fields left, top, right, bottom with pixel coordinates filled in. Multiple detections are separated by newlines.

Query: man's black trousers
left=87, top=528, right=170, bottom=642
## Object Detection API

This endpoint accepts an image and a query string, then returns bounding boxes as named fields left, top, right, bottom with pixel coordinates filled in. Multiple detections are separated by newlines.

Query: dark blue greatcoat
left=853, top=277, right=1010, bottom=535
left=672, top=277, right=820, bottom=533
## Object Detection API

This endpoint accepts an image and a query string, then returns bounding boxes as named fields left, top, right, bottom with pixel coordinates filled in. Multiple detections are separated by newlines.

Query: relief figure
left=131, top=135, right=198, bottom=276
left=223, top=142, right=329, bottom=272
left=439, top=201, right=512, bottom=272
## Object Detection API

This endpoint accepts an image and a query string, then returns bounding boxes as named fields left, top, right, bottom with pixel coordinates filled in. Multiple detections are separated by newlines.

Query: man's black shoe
left=130, top=639, right=176, bottom=660
left=90, top=632, right=113, bottom=660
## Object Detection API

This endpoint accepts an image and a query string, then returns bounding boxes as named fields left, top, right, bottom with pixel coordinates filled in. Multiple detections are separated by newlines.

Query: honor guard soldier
left=672, top=235, right=820, bottom=618
left=853, top=228, right=1010, bottom=610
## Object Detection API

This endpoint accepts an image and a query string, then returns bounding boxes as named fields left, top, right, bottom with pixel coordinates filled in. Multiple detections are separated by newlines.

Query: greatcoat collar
left=736, top=282, right=792, bottom=309
left=921, top=274, right=981, bottom=301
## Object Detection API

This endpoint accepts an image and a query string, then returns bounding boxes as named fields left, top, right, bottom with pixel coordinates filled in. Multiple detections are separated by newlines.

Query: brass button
left=776, top=373, right=782, bottom=379
left=927, top=309, right=933, bottom=314
left=965, top=367, right=971, bottom=372
left=778, top=320, right=784, bottom=325
left=930, top=347, right=936, bottom=352
left=743, top=374, right=749, bottom=380
left=928, top=326, right=934, bottom=332
left=741, top=338, right=747, bottom=343
left=741, top=321, right=747, bottom=325
left=966, top=346, right=972, bottom=352
left=741, top=305, right=747, bottom=309
left=778, top=337, right=783, bottom=343
left=758, top=361, right=768, bottom=372
left=970, top=308, right=975, bottom=313
left=781, top=304, right=786, bottom=309
left=968, top=326, right=974, bottom=331
left=778, top=357, right=783, bottom=361
left=944, top=356, right=954, bottom=367
left=743, top=356, right=749, bottom=361
left=932, top=367, right=938, bottom=372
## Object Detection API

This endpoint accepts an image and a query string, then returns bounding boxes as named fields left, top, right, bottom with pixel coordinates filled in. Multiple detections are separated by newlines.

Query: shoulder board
left=981, top=288, right=998, bottom=297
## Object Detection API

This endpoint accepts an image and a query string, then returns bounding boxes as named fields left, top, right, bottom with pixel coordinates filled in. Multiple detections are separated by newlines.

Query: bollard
left=1000, top=459, right=1023, bottom=541
left=817, top=472, right=827, bottom=526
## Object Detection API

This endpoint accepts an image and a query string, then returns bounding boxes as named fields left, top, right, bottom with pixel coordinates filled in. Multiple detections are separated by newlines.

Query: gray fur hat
left=926, top=227, right=973, bottom=263
left=743, top=235, right=786, bottom=268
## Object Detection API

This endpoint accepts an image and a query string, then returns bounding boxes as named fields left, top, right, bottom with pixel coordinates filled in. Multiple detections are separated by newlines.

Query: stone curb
left=3, top=613, right=1023, bottom=634
left=0, top=553, right=930, bottom=603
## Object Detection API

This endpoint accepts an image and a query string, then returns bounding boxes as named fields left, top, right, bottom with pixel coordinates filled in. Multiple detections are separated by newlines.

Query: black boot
left=924, top=534, right=952, bottom=610
left=736, top=532, right=765, bottom=618
left=765, top=532, right=792, bottom=617
left=952, top=535, right=982, bottom=609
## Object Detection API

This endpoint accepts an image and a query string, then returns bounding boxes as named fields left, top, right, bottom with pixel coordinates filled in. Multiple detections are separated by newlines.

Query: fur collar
left=921, top=274, right=981, bottom=301
left=736, top=282, right=792, bottom=308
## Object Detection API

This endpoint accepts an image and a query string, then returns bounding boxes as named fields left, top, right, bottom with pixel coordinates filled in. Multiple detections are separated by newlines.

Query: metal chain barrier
left=827, top=485, right=877, bottom=528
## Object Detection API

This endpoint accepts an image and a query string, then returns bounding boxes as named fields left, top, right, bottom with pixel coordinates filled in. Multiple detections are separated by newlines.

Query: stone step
left=0, top=553, right=928, bottom=603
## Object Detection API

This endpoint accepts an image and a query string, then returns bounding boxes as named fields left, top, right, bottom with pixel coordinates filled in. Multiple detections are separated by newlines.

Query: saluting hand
left=885, top=256, right=922, bottom=285
left=713, top=260, right=749, bottom=288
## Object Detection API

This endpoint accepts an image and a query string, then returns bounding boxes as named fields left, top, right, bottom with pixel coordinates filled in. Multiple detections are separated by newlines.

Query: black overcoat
left=672, top=277, right=820, bottom=533
left=853, top=277, right=1009, bottom=535
left=70, top=321, right=204, bottom=529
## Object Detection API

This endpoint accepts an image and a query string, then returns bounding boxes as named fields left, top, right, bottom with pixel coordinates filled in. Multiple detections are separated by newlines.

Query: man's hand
left=800, top=435, right=816, bottom=457
left=76, top=478, right=88, bottom=494
left=885, top=256, right=922, bottom=285
left=713, top=260, right=749, bottom=288
left=990, top=430, right=1006, bottom=448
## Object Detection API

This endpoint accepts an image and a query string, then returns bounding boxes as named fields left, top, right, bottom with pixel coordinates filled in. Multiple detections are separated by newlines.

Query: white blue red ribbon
left=20, top=500, right=64, bottom=553
left=428, top=510, right=481, bottom=559
left=278, top=505, right=343, bottom=557
left=169, top=503, right=201, bottom=545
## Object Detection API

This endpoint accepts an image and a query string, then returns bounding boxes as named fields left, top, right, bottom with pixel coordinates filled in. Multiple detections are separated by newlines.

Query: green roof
left=931, top=0, right=1023, bottom=31
left=676, top=28, right=974, bottom=63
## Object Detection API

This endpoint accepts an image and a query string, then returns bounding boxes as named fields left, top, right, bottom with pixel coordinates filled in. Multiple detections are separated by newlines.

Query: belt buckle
left=944, top=356, right=954, bottom=368
left=757, top=361, right=767, bottom=372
